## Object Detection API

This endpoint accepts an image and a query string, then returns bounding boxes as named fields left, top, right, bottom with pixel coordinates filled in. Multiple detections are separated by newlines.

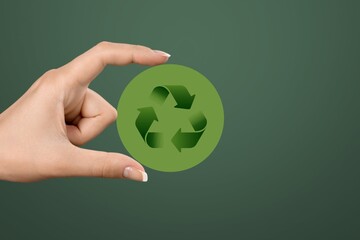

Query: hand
left=0, top=42, right=170, bottom=183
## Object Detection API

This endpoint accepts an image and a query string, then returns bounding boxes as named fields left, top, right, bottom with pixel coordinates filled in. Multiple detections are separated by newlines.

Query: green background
left=0, top=0, right=359, bottom=239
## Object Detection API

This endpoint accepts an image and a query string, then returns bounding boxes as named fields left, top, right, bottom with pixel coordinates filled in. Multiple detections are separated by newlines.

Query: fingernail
left=123, top=167, right=148, bottom=182
left=154, top=50, right=171, bottom=58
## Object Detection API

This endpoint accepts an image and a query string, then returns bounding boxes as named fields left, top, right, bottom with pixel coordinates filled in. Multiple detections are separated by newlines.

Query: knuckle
left=133, top=44, right=150, bottom=52
left=95, top=41, right=110, bottom=51
left=38, top=69, right=61, bottom=86
left=41, top=68, right=60, bottom=80
left=32, top=68, right=63, bottom=92
left=108, top=106, right=118, bottom=122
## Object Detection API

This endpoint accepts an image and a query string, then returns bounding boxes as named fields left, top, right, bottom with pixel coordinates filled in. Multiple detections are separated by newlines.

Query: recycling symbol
left=117, top=64, right=224, bottom=172
left=135, top=85, right=207, bottom=152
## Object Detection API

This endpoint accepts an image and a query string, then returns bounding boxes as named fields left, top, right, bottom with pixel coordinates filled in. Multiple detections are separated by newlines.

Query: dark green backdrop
left=0, top=1, right=359, bottom=239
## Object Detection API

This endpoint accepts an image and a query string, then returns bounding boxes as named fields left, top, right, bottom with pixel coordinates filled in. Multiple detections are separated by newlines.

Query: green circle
left=116, top=64, right=224, bottom=172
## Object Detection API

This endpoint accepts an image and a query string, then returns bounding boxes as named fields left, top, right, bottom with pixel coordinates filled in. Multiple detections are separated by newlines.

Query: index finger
left=59, top=42, right=171, bottom=86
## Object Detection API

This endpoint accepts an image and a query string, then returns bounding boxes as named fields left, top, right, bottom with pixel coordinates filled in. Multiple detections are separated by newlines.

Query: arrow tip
left=171, top=128, right=182, bottom=152
left=137, top=107, right=158, bottom=121
left=175, top=94, right=195, bottom=109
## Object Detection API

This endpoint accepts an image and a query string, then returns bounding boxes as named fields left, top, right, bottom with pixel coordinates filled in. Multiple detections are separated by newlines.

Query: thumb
left=55, top=146, right=148, bottom=182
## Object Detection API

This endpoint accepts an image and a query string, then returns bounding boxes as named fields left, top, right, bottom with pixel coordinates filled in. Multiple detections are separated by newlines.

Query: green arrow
left=151, top=85, right=195, bottom=109
left=135, top=107, right=164, bottom=148
left=135, top=107, right=158, bottom=140
left=171, top=129, right=204, bottom=152
left=167, top=86, right=195, bottom=109
left=171, top=111, right=207, bottom=152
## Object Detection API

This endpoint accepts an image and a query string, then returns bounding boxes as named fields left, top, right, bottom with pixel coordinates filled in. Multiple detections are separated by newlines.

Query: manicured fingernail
left=123, top=167, right=148, bottom=182
left=154, top=50, right=171, bottom=58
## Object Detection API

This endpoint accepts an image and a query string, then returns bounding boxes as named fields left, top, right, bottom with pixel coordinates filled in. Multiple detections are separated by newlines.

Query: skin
left=0, top=41, right=170, bottom=183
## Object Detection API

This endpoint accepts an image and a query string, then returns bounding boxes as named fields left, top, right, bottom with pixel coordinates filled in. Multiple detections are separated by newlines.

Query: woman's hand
left=0, top=42, right=170, bottom=183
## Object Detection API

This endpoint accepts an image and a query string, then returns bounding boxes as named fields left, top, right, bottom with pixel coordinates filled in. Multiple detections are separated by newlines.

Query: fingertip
left=151, top=50, right=171, bottom=65
left=123, top=166, right=148, bottom=182
left=120, top=155, right=148, bottom=182
left=153, top=50, right=171, bottom=58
